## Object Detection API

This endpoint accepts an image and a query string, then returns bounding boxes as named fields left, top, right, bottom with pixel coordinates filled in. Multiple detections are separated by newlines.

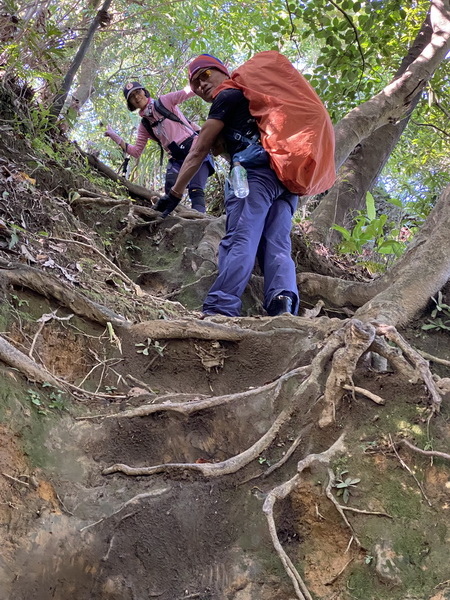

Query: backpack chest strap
left=225, top=129, right=260, bottom=146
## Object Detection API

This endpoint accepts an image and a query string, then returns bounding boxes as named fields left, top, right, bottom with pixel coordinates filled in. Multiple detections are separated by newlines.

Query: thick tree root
left=376, top=324, right=442, bottom=412
left=370, top=336, right=419, bottom=382
left=318, top=319, right=444, bottom=427
left=319, top=319, right=375, bottom=427
left=0, top=334, right=62, bottom=387
left=298, top=272, right=377, bottom=308
left=0, top=261, right=128, bottom=327
left=262, top=435, right=346, bottom=600
left=126, top=318, right=260, bottom=341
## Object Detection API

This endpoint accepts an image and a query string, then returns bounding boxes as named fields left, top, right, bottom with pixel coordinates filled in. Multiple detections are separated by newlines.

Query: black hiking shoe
left=266, top=295, right=293, bottom=316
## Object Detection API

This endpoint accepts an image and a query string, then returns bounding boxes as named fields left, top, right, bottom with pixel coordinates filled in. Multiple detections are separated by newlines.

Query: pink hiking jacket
left=110, top=89, right=200, bottom=159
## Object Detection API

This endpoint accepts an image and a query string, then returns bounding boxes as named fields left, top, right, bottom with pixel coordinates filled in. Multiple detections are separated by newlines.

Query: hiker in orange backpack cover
left=155, top=53, right=335, bottom=317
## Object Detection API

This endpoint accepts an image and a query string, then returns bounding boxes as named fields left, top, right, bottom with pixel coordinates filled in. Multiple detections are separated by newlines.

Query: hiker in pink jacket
left=105, top=81, right=214, bottom=213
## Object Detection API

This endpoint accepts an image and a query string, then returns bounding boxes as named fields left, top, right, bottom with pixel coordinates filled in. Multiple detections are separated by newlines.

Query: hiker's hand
left=154, top=190, right=182, bottom=218
left=104, top=124, right=117, bottom=138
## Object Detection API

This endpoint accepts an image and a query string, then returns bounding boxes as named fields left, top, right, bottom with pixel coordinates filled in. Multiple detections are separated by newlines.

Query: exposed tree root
left=2, top=472, right=31, bottom=488
left=319, top=319, right=375, bottom=428
left=262, top=435, right=346, bottom=600
left=103, top=408, right=293, bottom=477
left=340, top=506, right=392, bottom=518
left=72, top=195, right=131, bottom=207
left=0, top=334, right=62, bottom=387
left=370, top=336, right=419, bottom=382
left=389, top=434, right=432, bottom=506
left=419, top=350, right=450, bottom=367
left=317, top=319, right=444, bottom=427
left=0, top=261, right=128, bottom=326
left=302, top=299, right=325, bottom=319
left=126, top=318, right=260, bottom=341
left=376, top=323, right=442, bottom=412
left=262, top=432, right=304, bottom=477
left=298, top=272, right=378, bottom=309
left=325, top=468, right=362, bottom=547
left=72, top=193, right=208, bottom=226
left=324, top=558, right=354, bottom=586
left=103, top=326, right=346, bottom=477
left=82, top=150, right=161, bottom=204
left=342, top=384, right=386, bottom=405
left=0, top=328, right=127, bottom=400
left=79, top=487, right=171, bottom=532
left=106, top=365, right=310, bottom=419
left=400, top=438, right=450, bottom=461
left=162, top=272, right=217, bottom=301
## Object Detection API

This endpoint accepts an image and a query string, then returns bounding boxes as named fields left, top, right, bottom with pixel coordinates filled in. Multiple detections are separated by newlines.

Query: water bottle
left=230, top=162, right=249, bottom=198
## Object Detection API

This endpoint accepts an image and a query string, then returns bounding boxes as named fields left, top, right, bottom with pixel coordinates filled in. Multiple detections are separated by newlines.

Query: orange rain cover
left=213, top=51, right=336, bottom=196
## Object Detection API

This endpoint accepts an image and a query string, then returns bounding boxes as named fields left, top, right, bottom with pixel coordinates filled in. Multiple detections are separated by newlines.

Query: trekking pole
left=119, top=151, right=130, bottom=179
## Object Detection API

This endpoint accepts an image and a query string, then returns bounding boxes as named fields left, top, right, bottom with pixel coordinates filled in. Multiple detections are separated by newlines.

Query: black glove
left=154, top=191, right=181, bottom=218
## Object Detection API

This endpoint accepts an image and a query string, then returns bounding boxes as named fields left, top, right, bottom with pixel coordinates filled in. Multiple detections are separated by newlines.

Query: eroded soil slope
left=0, top=119, right=450, bottom=600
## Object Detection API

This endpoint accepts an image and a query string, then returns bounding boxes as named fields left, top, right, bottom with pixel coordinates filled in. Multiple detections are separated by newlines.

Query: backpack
left=140, top=98, right=198, bottom=165
left=213, top=51, right=336, bottom=196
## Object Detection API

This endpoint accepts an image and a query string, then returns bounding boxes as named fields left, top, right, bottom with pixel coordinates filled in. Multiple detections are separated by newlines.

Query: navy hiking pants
left=203, top=166, right=299, bottom=316
left=165, top=157, right=213, bottom=213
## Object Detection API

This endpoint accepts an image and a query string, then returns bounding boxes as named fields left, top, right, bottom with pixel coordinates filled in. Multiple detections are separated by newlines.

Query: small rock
left=374, top=540, right=402, bottom=585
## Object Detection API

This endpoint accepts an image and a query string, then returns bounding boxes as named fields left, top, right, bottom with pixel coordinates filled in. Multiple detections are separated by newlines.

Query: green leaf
left=8, top=231, right=19, bottom=250
left=331, top=224, right=352, bottom=241
left=376, top=240, right=404, bottom=255
left=421, top=323, right=437, bottom=330
left=386, top=197, right=402, bottom=208
left=365, top=192, right=376, bottom=221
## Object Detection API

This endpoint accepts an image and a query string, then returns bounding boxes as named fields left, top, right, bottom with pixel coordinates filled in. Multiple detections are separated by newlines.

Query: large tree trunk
left=50, top=0, right=112, bottom=118
left=333, top=0, right=450, bottom=172
left=68, top=38, right=112, bottom=117
left=299, top=182, right=450, bottom=326
left=309, top=14, right=433, bottom=244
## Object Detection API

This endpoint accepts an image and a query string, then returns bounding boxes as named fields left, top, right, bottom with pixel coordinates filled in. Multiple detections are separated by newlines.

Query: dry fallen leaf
left=15, top=172, right=36, bottom=185
left=20, top=244, right=37, bottom=262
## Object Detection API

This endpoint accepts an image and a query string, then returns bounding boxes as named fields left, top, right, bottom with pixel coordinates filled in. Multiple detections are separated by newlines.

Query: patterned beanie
left=188, top=54, right=230, bottom=82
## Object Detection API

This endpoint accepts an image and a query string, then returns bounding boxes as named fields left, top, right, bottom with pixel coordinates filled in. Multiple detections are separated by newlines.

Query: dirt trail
left=1, top=126, right=450, bottom=600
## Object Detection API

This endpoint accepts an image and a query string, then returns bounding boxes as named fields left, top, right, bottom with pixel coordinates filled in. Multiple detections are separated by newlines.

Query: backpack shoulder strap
left=154, top=98, right=197, bottom=135
left=140, top=117, right=164, bottom=166
left=154, top=98, right=183, bottom=124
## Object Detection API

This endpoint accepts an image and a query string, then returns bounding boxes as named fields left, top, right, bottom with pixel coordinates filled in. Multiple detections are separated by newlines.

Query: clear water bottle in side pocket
left=230, top=162, right=249, bottom=198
